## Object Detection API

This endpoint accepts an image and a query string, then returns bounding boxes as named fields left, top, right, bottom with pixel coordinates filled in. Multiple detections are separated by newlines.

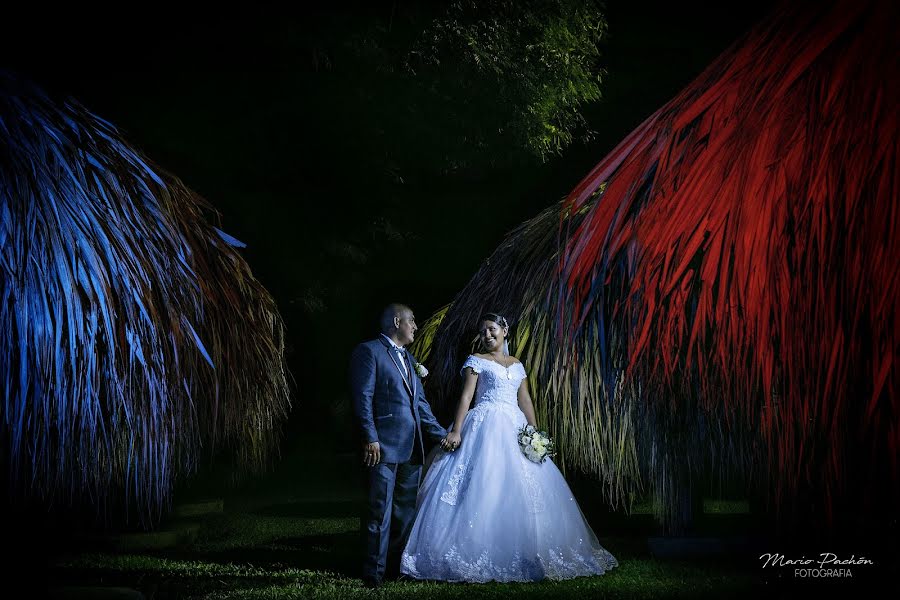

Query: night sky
left=2, top=1, right=776, bottom=439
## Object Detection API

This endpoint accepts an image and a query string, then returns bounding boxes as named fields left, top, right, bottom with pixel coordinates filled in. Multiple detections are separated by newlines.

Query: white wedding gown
left=400, top=355, right=618, bottom=582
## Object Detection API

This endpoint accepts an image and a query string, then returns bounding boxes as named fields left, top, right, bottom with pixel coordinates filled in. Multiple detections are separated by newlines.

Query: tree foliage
left=409, top=0, right=606, bottom=163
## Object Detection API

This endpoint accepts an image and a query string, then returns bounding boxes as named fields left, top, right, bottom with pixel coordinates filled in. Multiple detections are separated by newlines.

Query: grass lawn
left=40, top=442, right=821, bottom=599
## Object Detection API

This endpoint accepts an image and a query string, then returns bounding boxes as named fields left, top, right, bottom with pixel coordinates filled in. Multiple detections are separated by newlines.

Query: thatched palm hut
left=0, top=73, right=291, bottom=526
left=413, top=0, right=898, bottom=535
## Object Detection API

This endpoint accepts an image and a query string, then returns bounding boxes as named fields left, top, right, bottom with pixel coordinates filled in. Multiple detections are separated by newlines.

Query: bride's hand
left=441, top=431, right=462, bottom=452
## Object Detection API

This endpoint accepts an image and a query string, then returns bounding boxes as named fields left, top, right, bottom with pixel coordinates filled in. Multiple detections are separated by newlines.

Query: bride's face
left=479, top=320, right=507, bottom=352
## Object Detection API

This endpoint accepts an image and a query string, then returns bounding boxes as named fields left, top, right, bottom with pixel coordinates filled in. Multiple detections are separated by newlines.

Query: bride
left=400, top=313, right=618, bottom=582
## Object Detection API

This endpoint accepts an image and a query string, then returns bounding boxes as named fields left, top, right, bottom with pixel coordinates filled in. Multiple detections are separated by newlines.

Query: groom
left=350, top=303, right=449, bottom=588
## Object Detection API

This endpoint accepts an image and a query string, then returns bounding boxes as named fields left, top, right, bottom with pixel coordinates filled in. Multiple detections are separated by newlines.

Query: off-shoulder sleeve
left=513, top=361, right=527, bottom=378
left=460, top=355, right=482, bottom=376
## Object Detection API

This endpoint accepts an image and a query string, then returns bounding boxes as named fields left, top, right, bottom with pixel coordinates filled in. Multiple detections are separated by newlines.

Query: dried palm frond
left=414, top=0, right=899, bottom=532
left=0, top=73, right=291, bottom=526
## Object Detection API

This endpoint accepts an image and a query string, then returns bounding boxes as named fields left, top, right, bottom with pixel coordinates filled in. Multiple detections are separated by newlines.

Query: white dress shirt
left=381, top=334, right=409, bottom=376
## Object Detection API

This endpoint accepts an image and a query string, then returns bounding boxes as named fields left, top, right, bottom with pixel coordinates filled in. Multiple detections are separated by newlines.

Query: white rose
left=415, top=363, right=429, bottom=378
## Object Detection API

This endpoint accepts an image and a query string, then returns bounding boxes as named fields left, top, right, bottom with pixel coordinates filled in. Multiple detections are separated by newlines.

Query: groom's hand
left=363, top=441, right=381, bottom=467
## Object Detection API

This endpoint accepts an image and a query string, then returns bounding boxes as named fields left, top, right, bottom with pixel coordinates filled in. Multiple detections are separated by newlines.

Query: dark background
left=6, top=3, right=899, bottom=592
left=1, top=0, right=775, bottom=448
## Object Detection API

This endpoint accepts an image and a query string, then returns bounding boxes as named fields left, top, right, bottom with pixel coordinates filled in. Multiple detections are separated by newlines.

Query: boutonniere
left=414, top=362, right=429, bottom=378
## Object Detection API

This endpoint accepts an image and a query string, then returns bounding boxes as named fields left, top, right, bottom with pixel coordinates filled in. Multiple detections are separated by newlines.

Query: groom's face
left=395, top=311, right=417, bottom=346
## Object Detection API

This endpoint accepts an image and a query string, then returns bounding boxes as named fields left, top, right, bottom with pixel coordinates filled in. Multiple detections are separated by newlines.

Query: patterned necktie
left=394, top=346, right=408, bottom=376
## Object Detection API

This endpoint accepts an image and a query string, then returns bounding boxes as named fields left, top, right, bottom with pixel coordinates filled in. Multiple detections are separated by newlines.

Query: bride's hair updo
left=479, top=313, right=509, bottom=329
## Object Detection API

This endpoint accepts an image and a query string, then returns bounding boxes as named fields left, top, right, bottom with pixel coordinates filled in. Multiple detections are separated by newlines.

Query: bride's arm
left=517, top=377, right=537, bottom=427
left=445, top=369, right=479, bottom=447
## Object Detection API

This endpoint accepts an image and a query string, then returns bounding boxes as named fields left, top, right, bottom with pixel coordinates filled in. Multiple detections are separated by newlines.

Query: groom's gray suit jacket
left=350, top=336, right=447, bottom=463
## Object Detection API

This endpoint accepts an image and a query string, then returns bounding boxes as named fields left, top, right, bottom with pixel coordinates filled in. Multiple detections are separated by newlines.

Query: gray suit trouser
left=362, top=460, right=422, bottom=582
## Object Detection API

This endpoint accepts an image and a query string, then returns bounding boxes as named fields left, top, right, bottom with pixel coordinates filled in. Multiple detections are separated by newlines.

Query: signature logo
left=759, top=553, right=874, bottom=578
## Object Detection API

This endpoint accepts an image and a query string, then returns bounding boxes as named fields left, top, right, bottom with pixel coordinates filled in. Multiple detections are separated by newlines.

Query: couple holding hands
left=350, top=303, right=617, bottom=588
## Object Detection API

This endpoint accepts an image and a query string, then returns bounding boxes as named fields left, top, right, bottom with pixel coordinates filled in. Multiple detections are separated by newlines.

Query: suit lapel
left=404, top=352, right=416, bottom=399
left=380, top=337, right=414, bottom=399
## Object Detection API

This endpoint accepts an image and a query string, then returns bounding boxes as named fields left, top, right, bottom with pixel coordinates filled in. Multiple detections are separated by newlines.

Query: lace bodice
left=461, top=355, right=526, bottom=407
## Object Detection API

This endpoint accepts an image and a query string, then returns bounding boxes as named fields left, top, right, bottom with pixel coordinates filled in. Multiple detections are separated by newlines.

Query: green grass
left=192, top=514, right=360, bottom=553
left=703, top=500, right=750, bottom=514
left=56, top=546, right=752, bottom=600
left=48, top=446, right=760, bottom=599
left=628, top=499, right=750, bottom=516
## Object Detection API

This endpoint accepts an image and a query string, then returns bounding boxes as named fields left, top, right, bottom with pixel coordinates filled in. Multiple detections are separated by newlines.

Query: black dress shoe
left=362, top=577, right=382, bottom=589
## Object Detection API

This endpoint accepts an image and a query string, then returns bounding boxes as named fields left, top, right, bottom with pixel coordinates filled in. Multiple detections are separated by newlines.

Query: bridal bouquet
left=518, top=424, right=555, bottom=463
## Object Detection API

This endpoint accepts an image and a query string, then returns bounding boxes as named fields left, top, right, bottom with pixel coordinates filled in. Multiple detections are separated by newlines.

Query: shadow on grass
left=251, top=499, right=361, bottom=519
left=194, top=530, right=363, bottom=578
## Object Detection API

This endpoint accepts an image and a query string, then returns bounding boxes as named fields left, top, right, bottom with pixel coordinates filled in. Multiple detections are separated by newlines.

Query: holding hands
left=441, top=431, right=461, bottom=452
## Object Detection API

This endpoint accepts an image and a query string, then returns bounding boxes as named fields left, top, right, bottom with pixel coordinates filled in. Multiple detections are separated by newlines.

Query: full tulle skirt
left=400, top=400, right=618, bottom=582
